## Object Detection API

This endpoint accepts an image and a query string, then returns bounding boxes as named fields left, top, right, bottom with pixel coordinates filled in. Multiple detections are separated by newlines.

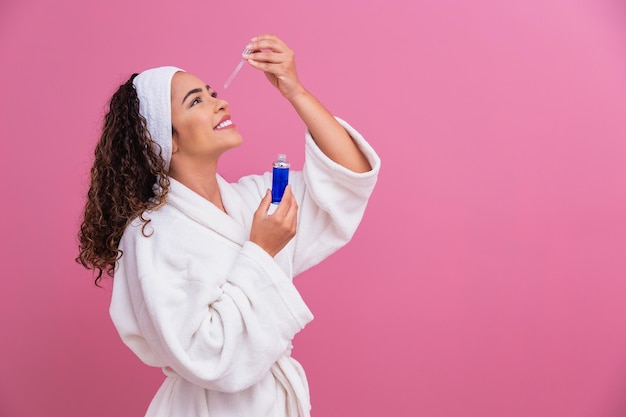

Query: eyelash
left=191, top=91, right=218, bottom=107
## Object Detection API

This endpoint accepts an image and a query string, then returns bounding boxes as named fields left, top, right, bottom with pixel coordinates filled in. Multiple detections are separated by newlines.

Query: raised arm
left=245, top=34, right=372, bottom=173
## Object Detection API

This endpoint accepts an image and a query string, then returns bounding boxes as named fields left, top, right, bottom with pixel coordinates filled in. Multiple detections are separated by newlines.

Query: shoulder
left=231, top=173, right=271, bottom=195
left=119, top=204, right=189, bottom=254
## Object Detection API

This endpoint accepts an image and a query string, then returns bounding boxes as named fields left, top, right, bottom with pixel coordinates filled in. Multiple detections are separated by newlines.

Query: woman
left=77, top=34, right=380, bottom=417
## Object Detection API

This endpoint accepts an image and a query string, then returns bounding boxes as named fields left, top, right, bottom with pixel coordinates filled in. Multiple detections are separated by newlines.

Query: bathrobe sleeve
left=235, top=117, right=381, bottom=276
left=293, top=117, right=381, bottom=274
left=111, top=216, right=314, bottom=394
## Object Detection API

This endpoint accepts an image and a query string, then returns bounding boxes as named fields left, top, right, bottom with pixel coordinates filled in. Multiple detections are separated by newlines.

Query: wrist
left=283, top=84, right=308, bottom=103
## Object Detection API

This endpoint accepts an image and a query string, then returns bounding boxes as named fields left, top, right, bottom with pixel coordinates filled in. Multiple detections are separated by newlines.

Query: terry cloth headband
left=133, top=66, right=185, bottom=171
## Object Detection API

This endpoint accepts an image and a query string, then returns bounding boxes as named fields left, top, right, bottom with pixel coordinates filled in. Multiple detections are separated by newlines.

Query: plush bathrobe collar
left=165, top=175, right=249, bottom=246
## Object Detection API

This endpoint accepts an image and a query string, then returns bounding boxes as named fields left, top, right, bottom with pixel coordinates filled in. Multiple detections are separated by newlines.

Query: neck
left=168, top=160, right=225, bottom=211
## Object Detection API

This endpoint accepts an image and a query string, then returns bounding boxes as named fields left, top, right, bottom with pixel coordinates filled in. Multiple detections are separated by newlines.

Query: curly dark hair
left=76, top=73, right=170, bottom=286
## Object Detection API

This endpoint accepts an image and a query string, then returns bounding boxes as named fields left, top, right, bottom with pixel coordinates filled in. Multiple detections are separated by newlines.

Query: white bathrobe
left=110, top=118, right=381, bottom=417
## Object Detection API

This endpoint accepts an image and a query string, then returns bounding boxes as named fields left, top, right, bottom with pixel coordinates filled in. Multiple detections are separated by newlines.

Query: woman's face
left=169, top=72, right=242, bottom=166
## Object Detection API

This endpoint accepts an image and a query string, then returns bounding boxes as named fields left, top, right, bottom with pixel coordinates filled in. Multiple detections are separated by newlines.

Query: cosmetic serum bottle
left=271, top=154, right=290, bottom=204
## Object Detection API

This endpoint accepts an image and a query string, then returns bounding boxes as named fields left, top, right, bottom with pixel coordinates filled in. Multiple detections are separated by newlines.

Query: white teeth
left=216, top=119, right=232, bottom=129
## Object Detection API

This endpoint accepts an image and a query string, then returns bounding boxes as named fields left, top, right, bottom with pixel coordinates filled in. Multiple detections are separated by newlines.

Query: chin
left=232, top=133, right=244, bottom=147
left=221, top=136, right=243, bottom=154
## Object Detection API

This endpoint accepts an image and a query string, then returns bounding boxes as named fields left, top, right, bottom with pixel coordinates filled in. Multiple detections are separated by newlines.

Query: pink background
left=1, top=0, right=626, bottom=416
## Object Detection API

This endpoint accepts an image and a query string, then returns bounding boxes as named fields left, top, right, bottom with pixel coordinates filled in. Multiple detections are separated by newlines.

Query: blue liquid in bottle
left=271, top=154, right=290, bottom=204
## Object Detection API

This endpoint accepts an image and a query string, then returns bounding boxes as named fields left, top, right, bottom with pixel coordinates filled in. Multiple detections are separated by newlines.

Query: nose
left=215, top=97, right=228, bottom=112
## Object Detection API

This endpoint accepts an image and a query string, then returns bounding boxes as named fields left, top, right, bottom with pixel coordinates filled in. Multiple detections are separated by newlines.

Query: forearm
left=245, top=33, right=372, bottom=173
left=287, top=88, right=372, bottom=173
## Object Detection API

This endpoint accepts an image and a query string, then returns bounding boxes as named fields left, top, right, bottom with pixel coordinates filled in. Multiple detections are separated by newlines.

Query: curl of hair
left=76, top=74, right=170, bottom=286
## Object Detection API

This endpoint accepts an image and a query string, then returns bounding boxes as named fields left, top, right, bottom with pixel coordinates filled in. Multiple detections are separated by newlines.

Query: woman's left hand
left=244, top=34, right=305, bottom=100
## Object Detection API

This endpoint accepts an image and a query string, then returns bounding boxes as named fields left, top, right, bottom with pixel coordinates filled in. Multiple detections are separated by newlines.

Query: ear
left=171, top=131, right=179, bottom=154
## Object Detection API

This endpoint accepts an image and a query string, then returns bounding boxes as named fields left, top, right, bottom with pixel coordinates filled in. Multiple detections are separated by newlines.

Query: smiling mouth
left=215, top=119, right=233, bottom=130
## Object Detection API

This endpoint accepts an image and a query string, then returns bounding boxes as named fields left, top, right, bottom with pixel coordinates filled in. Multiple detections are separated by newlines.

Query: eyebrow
left=182, top=84, right=212, bottom=105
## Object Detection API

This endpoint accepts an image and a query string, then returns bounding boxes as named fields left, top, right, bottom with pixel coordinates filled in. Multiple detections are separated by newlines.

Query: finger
left=283, top=184, right=294, bottom=199
left=247, top=35, right=287, bottom=54
left=248, top=59, right=284, bottom=74
left=251, top=33, right=279, bottom=42
left=250, top=33, right=282, bottom=45
left=272, top=185, right=294, bottom=217
left=244, top=50, right=286, bottom=64
left=283, top=186, right=298, bottom=219
left=284, top=186, right=298, bottom=212
left=256, top=189, right=272, bottom=214
left=246, top=60, right=287, bottom=77
left=285, top=197, right=298, bottom=223
left=283, top=188, right=299, bottom=228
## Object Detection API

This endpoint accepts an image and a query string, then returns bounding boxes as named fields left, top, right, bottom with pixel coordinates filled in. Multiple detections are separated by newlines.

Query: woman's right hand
left=250, top=185, right=298, bottom=257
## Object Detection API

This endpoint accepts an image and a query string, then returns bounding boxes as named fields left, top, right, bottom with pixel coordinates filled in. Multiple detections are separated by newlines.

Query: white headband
left=133, top=66, right=184, bottom=171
